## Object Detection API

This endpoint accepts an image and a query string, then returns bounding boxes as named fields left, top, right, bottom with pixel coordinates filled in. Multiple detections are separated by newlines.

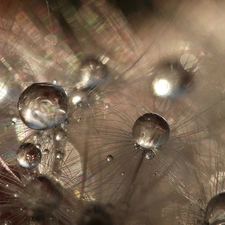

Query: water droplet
left=55, top=151, right=64, bottom=160
left=121, top=172, right=125, bottom=176
left=205, top=193, right=225, bottom=225
left=76, top=58, right=107, bottom=90
left=43, top=149, right=49, bottom=155
left=11, top=117, right=18, bottom=125
left=132, top=113, right=170, bottom=149
left=36, top=144, right=41, bottom=149
left=44, top=34, right=57, bottom=46
left=55, top=129, right=67, bottom=141
left=17, top=143, right=42, bottom=168
left=21, top=176, right=63, bottom=214
left=145, top=150, right=155, bottom=160
left=52, top=79, right=57, bottom=84
left=106, top=155, right=113, bottom=162
left=105, top=103, right=110, bottom=109
left=152, top=61, right=193, bottom=98
left=17, top=82, right=69, bottom=130
left=72, top=90, right=88, bottom=108
left=14, top=193, right=19, bottom=198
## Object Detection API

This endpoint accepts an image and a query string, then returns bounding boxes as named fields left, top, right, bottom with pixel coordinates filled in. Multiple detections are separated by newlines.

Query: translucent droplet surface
left=106, top=155, right=113, bottom=162
left=152, top=61, right=193, bottom=98
left=76, top=58, right=107, bottom=90
left=132, top=113, right=170, bottom=149
left=17, top=143, right=42, bottom=168
left=145, top=150, right=155, bottom=160
left=55, top=151, right=64, bottom=160
left=18, top=82, right=69, bottom=130
left=21, top=176, right=63, bottom=214
left=55, top=129, right=67, bottom=141
left=205, top=192, right=225, bottom=225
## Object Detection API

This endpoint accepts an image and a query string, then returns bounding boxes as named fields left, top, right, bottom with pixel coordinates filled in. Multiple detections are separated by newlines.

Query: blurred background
left=0, top=0, right=225, bottom=224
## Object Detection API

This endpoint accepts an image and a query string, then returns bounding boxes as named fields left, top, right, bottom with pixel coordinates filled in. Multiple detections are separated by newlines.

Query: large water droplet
left=205, top=192, right=225, bottom=225
left=17, top=143, right=42, bottom=168
left=152, top=61, right=193, bottom=98
left=18, top=82, right=69, bottom=130
left=76, top=58, right=107, bottom=90
left=21, top=176, right=63, bottom=214
left=132, top=113, right=170, bottom=149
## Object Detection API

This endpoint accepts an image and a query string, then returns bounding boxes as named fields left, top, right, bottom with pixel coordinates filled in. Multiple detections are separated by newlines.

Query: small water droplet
left=105, top=103, right=110, bottom=109
left=18, top=82, right=69, bottom=130
left=106, top=155, right=113, bottom=162
left=56, top=151, right=64, bottom=160
left=76, top=58, right=107, bottom=90
left=145, top=150, right=155, bottom=160
left=121, top=172, right=125, bottom=176
left=52, top=79, right=57, bottom=84
left=14, top=193, right=19, bottom=198
left=11, top=117, right=18, bottom=125
left=43, top=149, right=49, bottom=155
left=55, top=129, right=67, bottom=141
left=45, top=34, right=57, bottom=45
left=132, top=113, right=170, bottom=149
left=17, top=143, right=42, bottom=168
left=36, top=144, right=41, bottom=149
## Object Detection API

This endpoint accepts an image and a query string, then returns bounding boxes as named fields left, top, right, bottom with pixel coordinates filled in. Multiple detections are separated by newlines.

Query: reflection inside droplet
left=106, top=155, right=113, bottom=162
left=205, top=192, right=225, bottom=225
left=17, top=143, right=42, bottom=169
left=152, top=61, right=193, bottom=98
left=76, top=57, right=107, bottom=90
left=132, top=113, right=170, bottom=149
left=17, top=83, right=69, bottom=130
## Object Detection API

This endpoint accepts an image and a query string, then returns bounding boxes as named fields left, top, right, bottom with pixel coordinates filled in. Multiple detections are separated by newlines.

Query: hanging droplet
left=17, top=143, right=42, bottom=169
left=71, top=90, right=88, bottom=108
left=204, top=192, right=225, bottom=225
left=55, top=151, right=64, bottom=160
left=17, top=82, right=69, bottom=130
left=76, top=57, right=107, bottom=90
left=21, top=176, right=63, bottom=214
left=145, top=150, right=155, bottom=160
left=152, top=61, right=193, bottom=98
left=55, top=129, right=67, bottom=141
left=106, top=155, right=113, bottom=162
left=132, top=113, right=170, bottom=149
